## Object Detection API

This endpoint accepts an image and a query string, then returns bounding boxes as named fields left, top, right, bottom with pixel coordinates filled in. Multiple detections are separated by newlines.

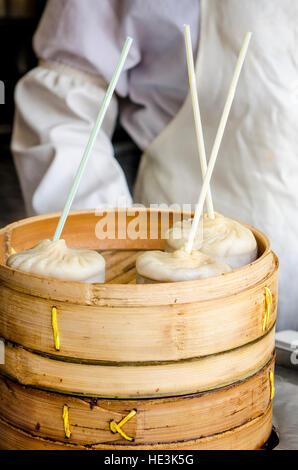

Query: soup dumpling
left=165, top=213, right=257, bottom=270
left=136, top=248, right=231, bottom=284
left=6, top=239, right=105, bottom=283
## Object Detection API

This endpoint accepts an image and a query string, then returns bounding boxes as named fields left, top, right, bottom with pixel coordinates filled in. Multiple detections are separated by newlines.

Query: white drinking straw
left=184, top=24, right=214, bottom=219
left=185, top=32, right=252, bottom=254
left=53, top=37, right=133, bottom=241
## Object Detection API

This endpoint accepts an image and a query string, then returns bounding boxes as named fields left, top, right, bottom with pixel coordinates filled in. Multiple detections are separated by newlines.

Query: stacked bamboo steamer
left=0, top=208, right=278, bottom=450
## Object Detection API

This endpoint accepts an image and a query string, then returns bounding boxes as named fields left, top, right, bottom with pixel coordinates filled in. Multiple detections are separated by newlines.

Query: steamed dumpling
left=165, top=218, right=203, bottom=252
left=165, top=218, right=202, bottom=252
left=165, top=213, right=257, bottom=270
left=136, top=248, right=231, bottom=284
left=6, top=239, right=105, bottom=283
left=200, top=213, right=257, bottom=269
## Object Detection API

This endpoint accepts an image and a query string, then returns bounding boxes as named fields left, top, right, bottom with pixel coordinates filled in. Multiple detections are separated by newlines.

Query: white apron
left=134, top=0, right=298, bottom=332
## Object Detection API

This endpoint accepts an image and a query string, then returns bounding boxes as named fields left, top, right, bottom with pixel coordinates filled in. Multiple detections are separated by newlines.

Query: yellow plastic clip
left=269, top=371, right=275, bottom=401
left=63, top=405, right=71, bottom=439
left=51, top=307, right=60, bottom=351
left=9, top=247, right=16, bottom=255
left=110, top=409, right=137, bottom=441
left=263, top=287, right=272, bottom=332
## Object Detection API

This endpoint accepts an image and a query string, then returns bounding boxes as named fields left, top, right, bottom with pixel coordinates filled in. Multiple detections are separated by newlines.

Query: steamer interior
left=0, top=209, right=267, bottom=285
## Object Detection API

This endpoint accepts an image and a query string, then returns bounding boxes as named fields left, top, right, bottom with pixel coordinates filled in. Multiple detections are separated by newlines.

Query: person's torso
left=34, top=0, right=200, bottom=150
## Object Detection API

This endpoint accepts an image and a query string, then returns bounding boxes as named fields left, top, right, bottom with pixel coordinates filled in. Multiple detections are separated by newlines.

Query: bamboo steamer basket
left=0, top=357, right=274, bottom=448
left=0, top=404, right=273, bottom=450
left=0, top=208, right=277, bottom=398
left=0, top=329, right=275, bottom=398
left=0, top=208, right=278, bottom=449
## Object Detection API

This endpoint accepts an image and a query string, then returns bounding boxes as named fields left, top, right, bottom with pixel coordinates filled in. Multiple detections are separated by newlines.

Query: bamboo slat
left=102, top=250, right=141, bottom=283
left=0, top=403, right=273, bottom=450
left=0, top=328, right=275, bottom=398
left=0, top=358, right=274, bottom=445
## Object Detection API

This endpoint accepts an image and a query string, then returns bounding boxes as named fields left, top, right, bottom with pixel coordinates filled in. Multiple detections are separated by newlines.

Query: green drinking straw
left=53, top=36, right=133, bottom=241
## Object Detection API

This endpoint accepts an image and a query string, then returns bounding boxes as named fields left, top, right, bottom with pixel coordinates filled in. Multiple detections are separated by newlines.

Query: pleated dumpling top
left=7, top=239, right=105, bottom=283
left=165, top=213, right=257, bottom=270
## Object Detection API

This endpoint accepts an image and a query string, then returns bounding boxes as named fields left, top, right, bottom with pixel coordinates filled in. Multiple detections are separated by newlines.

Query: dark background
left=0, top=0, right=141, bottom=228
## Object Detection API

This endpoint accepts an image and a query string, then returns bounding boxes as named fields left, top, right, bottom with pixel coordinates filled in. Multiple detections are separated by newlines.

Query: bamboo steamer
left=0, top=328, right=274, bottom=398
left=0, top=208, right=278, bottom=449
left=0, top=358, right=274, bottom=446
left=0, top=404, right=273, bottom=450
left=0, top=209, right=278, bottom=365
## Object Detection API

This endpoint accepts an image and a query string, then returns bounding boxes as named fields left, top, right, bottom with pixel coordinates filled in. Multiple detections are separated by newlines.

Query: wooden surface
left=0, top=328, right=275, bottom=398
left=0, top=403, right=273, bottom=450
left=0, top=358, right=274, bottom=445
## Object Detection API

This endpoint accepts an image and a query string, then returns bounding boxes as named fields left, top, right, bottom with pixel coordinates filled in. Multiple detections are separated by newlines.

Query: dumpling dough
left=136, top=248, right=231, bottom=284
left=6, top=239, right=105, bottom=283
left=165, top=219, right=203, bottom=251
left=165, top=213, right=257, bottom=270
left=165, top=218, right=203, bottom=252
left=200, top=213, right=258, bottom=269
